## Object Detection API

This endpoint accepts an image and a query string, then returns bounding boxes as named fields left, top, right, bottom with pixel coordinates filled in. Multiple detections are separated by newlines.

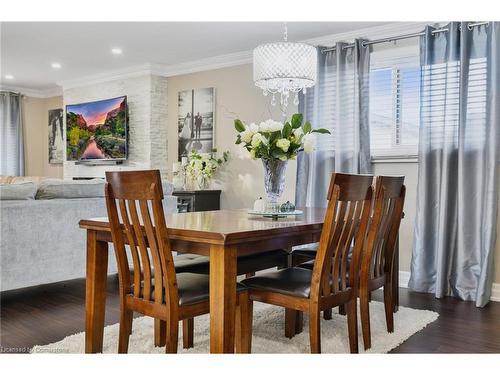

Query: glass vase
left=262, top=158, right=287, bottom=212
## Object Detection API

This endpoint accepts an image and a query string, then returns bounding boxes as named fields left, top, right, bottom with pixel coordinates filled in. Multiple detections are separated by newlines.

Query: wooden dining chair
left=241, top=173, right=374, bottom=353
left=105, top=170, right=251, bottom=353
left=359, top=175, right=405, bottom=350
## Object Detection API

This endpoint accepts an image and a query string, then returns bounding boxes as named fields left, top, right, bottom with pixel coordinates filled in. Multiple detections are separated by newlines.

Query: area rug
left=31, top=301, right=438, bottom=354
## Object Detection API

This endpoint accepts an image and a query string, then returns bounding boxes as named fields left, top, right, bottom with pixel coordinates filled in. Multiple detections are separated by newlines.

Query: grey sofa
left=0, top=178, right=177, bottom=292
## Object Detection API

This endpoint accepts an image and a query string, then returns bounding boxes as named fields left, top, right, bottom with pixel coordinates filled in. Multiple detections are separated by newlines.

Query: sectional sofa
left=0, top=176, right=177, bottom=292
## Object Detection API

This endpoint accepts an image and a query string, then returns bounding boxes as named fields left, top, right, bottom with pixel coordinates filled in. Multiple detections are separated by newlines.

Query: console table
left=173, top=189, right=221, bottom=212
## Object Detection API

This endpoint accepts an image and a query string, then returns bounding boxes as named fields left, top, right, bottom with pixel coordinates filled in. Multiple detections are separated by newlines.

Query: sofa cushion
left=36, top=179, right=105, bottom=199
left=0, top=182, right=38, bottom=200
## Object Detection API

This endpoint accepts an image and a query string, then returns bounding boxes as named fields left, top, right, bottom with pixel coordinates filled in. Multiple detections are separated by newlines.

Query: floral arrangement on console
left=234, top=113, right=330, bottom=212
left=186, top=149, right=229, bottom=189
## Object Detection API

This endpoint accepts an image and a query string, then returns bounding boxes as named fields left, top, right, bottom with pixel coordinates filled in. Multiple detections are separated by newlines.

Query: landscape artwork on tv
left=66, top=96, right=127, bottom=161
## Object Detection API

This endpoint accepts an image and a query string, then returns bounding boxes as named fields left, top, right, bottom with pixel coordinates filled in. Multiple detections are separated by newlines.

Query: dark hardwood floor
left=1, top=276, right=499, bottom=353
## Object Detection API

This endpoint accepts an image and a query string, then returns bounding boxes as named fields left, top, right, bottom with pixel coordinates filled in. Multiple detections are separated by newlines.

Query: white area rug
left=32, top=301, right=438, bottom=354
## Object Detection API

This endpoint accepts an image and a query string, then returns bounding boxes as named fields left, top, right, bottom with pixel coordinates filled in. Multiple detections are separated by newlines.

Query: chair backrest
left=311, top=173, right=374, bottom=302
left=362, top=175, right=406, bottom=281
left=105, top=170, right=178, bottom=310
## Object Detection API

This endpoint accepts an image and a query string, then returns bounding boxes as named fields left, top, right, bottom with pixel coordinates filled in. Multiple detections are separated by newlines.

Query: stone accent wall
left=63, top=74, right=168, bottom=179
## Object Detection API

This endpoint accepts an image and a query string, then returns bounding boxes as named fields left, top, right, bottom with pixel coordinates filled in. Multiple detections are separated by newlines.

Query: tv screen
left=66, top=96, right=128, bottom=161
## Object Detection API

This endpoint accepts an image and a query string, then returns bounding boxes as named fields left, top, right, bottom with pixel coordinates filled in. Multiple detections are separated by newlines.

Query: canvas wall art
left=48, top=108, right=64, bottom=164
left=66, top=96, right=128, bottom=161
left=177, top=87, right=215, bottom=161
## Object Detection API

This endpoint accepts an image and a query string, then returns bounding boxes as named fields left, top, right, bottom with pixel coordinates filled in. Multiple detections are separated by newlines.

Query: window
left=369, top=46, right=420, bottom=158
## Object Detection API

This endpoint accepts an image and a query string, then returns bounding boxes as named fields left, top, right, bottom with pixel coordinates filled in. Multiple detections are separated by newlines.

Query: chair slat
left=119, top=199, right=142, bottom=297
left=128, top=199, right=152, bottom=301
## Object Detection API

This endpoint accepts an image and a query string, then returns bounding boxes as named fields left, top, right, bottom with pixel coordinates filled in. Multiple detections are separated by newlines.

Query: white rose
left=249, top=123, right=259, bottom=133
left=251, top=133, right=264, bottom=147
left=276, top=138, right=291, bottom=153
left=303, top=133, right=316, bottom=154
left=269, top=120, right=284, bottom=132
left=293, top=127, right=303, bottom=138
left=240, top=129, right=253, bottom=143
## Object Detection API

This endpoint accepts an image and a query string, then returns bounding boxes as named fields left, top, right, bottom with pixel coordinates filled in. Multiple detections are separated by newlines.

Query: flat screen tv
left=66, top=96, right=128, bottom=161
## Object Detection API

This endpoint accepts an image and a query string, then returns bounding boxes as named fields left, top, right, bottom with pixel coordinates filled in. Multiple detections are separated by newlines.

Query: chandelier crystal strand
left=253, top=23, right=317, bottom=110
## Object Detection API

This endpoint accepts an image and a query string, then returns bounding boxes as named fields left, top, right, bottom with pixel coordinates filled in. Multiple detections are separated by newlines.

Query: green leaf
left=282, top=122, right=292, bottom=138
left=271, top=149, right=285, bottom=159
left=234, top=119, right=245, bottom=133
left=235, top=136, right=242, bottom=145
left=303, top=121, right=312, bottom=134
left=291, top=113, right=303, bottom=129
left=311, top=128, right=331, bottom=134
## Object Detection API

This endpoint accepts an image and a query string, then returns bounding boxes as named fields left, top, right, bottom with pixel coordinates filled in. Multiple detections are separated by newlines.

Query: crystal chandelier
left=253, top=23, right=317, bottom=108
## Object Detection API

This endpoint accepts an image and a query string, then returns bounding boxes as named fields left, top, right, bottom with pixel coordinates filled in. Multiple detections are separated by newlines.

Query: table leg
left=85, top=230, right=109, bottom=353
left=393, top=237, right=399, bottom=313
left=209, top=244, right=237, bottom=353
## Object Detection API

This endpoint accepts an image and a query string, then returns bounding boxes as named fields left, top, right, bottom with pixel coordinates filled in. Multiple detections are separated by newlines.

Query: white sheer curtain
left=0, top=92, right=25, bottom=176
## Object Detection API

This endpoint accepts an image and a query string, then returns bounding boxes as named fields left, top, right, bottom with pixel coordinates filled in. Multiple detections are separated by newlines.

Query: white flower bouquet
left=186, top=149, right=229, bottom=189
left=234, top=113, right=330, bottom=161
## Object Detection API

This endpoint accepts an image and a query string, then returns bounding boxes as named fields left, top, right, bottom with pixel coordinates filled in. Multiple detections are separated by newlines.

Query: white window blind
left=369, top=46, right=420, bottom=158
left=421, top=57, right=487, bottom=150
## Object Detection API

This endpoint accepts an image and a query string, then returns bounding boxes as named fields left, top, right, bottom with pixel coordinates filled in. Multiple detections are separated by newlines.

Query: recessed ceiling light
left=111, top=48, right=123, bottom=55
left=4, top=74, right=14, bottom=80
left=51, top=62, right=62, bottom=69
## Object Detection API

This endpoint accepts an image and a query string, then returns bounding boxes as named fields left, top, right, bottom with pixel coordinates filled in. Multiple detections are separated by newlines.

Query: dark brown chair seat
left=291, top=244, right=318, bottom=258
left=242, top=267, right=313, bottom=298
left=173, top=249, right=289, bottom=275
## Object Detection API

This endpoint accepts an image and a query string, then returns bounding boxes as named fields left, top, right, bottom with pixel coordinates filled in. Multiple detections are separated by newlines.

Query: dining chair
left=358, top=175, right=405, bottom=350
left=241, top=173, right=374, bottom=353
left=105, top=170, right=251, bottom=353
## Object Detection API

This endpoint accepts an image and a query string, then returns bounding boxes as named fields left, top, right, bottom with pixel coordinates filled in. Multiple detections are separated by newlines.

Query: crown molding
left=0, top=84, right=62, bottom=98
left=48, top=22, right=446, bottom=92
left=58, top=63, right=154, bottom=90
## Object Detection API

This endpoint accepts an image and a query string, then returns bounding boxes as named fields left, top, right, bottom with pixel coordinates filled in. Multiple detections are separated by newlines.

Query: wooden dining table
left=79, top=207, right=399, bottom=353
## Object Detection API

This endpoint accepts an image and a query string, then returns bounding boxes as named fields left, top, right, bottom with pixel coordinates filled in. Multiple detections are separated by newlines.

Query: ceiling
left=0, top=22, right=389, bottom=92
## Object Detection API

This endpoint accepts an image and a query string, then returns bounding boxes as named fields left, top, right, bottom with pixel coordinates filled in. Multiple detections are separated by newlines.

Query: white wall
left=63, top=74, right=168, bottom=179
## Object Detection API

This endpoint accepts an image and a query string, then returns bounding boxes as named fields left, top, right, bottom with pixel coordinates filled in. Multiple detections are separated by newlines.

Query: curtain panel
left=295, top=40, right=371, bottom=208
left=409, top=22, right=500, bottom=307
left=0, top=92, right=25, bottom=176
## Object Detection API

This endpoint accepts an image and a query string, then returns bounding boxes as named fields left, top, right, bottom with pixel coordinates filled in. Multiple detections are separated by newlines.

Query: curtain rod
left=321, top=22, right=489, bottom=53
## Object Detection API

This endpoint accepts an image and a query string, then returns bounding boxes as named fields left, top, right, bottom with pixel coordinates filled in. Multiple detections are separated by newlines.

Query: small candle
left=181, top=156, right=188, bottom=166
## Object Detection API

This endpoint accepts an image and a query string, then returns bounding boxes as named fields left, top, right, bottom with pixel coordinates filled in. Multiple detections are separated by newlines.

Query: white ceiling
left=0, top=22, right=389, bottom=92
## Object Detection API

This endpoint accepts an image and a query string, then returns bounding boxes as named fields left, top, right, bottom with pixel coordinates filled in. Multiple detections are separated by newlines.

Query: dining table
left=79, top=207, right=399, bottom=353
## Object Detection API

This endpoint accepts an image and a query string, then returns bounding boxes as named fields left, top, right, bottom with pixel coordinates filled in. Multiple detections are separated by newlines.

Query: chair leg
left=154, top=319, right=166, bottom=347
left=323, top=308, right=332, bottom=320
left=384, top=284, right=394, bottom=333
left=165, top=319, right=179, bottom=353
left=118, top=308, right=133, bottom=353
left=285, top=308, right=299, bottom=338
left=309, top=307, right=321, bottom=353
left=338, top=304, right=346, bottom=315
left=182, top=318, right=194, bottom=349
left=295, top=311, right=304, bottom=334
left=360, top=290, right=371, bottom=350
left=346, top=300, right=359, bottom=353
left=235, top=292, right=253, bottom=353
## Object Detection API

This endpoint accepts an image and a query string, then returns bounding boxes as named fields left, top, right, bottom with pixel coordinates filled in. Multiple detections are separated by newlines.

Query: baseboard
left=399, top=271, right=500, bottom=302
left=399, top=271, right=411, bottom=288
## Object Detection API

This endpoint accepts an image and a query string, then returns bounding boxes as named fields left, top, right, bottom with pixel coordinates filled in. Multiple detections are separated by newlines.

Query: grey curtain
left=296, top=40, right=371, bottom=207
left=409, top=22, right=500, bottom=307
left=0, top=92, right=25, bottom=176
